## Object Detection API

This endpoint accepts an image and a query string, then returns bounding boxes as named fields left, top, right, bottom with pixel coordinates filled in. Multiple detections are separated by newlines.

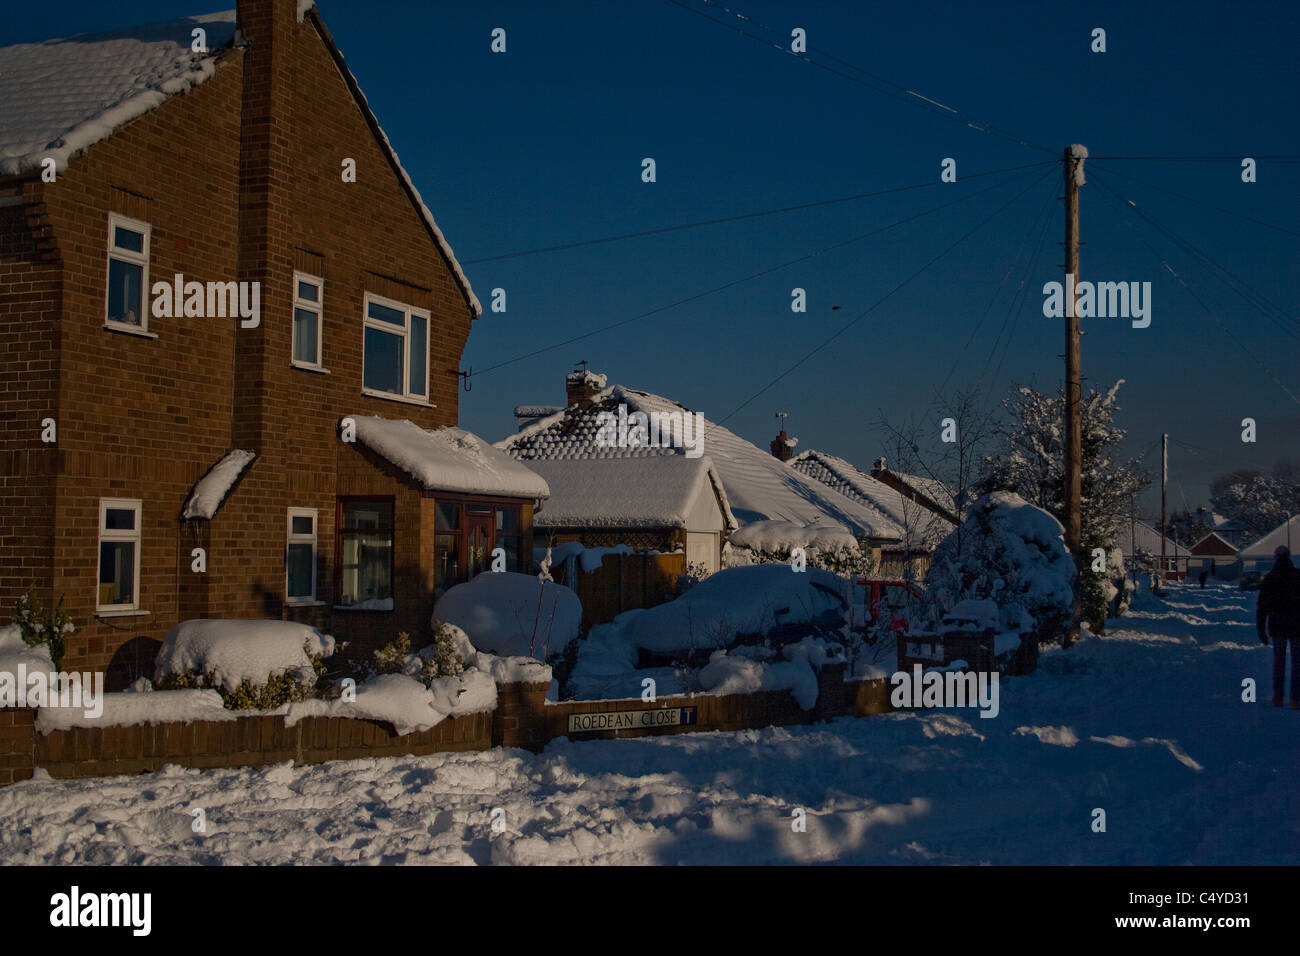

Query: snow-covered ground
left=1, top=582, right=1295, bottom=865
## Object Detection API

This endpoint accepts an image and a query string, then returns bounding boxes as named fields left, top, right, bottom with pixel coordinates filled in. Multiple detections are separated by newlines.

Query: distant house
left=0, top=0, right=534, bottom=681
left=527, top=456, right=736, bottom=574
left=790, top=449, right=955, bottom=578
left=1186, top=532, right=1240, bottom=581
left=1124, top=521, right=1189, bottom=579
left=868, top=459, right=960, bottom=525
left=1239, top=515, right=1300, bottom=572
left=499, top=370, right=905, bottom=566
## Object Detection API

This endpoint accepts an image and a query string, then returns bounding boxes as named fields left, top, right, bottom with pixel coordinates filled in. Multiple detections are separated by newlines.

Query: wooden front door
left=466, top=512, right=493, bottom=579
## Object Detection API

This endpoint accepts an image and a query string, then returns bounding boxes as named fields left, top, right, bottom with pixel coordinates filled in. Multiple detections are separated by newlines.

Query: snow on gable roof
left=1191, top=531, right=1238, bottom=554
left=497, top=385, right=903, bottom=542
left=0, top=12, right=237, bottom=177
left=791, top=449, right=953, bottom=549
left=528, top=456, right=737, bottom=532
left=1239, top=515, right=1300, bottom=558
left=0, top=7, right=481, bottom=320
left=182, top=448, right=256, bottom=520
left=349, top=416, right=548, bottom=499
left=1126, top=521, right=1184, bottom=557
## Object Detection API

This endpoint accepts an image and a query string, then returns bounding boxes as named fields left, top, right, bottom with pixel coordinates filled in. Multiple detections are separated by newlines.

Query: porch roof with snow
left=528, top=456, right=737, bottom=532
left=495, top=384, right=904, bottom=544
left=181, top=448, right=256, bottom=519
left=0, top=7, right=480, bottom=317
left=348, top=416, right=549, bottom=500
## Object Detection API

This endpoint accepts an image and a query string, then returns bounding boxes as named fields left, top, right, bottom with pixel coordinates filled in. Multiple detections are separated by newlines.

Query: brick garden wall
left=0, top=668, right=894, bottom=786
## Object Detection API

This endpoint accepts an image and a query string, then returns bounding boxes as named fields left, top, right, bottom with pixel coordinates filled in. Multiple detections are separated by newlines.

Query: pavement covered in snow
left=1, top=582, right=1295, bottom=865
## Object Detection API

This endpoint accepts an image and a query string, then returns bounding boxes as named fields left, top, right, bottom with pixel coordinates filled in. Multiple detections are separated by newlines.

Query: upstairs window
left=292, top=273, right=323, bottom=368
left=362, top=294, right=429, bottom=402
left=105, top=214, right=151, bottom=329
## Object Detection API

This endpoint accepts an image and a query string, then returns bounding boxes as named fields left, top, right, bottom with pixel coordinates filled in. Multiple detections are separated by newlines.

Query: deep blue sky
left=6, top=0, right=1298, bottom=519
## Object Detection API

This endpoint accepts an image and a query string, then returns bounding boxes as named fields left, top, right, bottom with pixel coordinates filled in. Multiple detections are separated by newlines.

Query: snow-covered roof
left=0, top=7, right=481, bottom=319
left=880, top=467, right=957, bottom=514
left=791, top=449, right=954, bottom=549
left=349, top=416, right=548, bottom=499
left=1125, top=520, right=1185, bottom=558
left=528, top=456, right=737, bottom=532
left=496, top=385, right=904, bottom=542
left=1239, top=515, right=1300, bottom=559
left=181, top=449, right=256, bottom=519
left=0, top=12, right=237, bottom=177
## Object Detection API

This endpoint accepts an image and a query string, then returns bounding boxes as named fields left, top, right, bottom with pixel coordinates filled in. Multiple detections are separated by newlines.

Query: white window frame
left=291, top=271, right=324, bottom=370
left=285, top=508, right=318, bottom=605
left=105, top=213, right=151, bottom=332
left=97, top=498, right=142, bottom=613
left=361, top=292, right=431, bottom=403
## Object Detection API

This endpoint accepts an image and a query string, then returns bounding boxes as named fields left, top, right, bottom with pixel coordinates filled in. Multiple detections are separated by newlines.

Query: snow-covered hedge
left=433, top=572, right=581, bottom=662
left=154, top=620, right=334, bottom=709
left=921, top=492, right=1075, bottom=638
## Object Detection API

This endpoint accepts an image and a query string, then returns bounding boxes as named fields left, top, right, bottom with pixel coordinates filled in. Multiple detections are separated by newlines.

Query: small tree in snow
left=921, top=492, right=1076, bottom=643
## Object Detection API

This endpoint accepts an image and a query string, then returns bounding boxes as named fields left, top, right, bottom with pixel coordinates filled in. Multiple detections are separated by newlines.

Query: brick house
left=0, top=0, right=546, bottom=687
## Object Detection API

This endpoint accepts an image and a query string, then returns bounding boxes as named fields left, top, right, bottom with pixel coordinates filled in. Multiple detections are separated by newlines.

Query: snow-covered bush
left=154, top=620, right=334, bottom=709
left=1104, top=546, right=1133, bottom=620
left=921, top=492, right=1076, bottom=640
left=11, top=586, right=74, bottom=670
left=434, top=572, right=582, bottom=662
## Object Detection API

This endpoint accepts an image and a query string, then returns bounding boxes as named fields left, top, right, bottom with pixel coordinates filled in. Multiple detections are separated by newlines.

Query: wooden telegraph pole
left=1063, top=145, right=1087, bottom=643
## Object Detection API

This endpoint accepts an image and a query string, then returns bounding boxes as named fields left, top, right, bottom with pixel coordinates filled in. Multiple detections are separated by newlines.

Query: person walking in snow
left=1198, top=568, right=1209, bottom=588
left=1257, top=545, right=1300, bottom=707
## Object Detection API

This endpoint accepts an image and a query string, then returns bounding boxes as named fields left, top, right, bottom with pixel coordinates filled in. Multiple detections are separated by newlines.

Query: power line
left=938, top=172, right=1056, bottom=392
left=466, top=166, right=1039, bottom=379
left=1086, top=160, right=1300, bottom=239
left=1088, top=155, right=1300, bottom=162
left=463, top=160, right=1055, bottom=264
left=1089, top=168, right=1300, bottom=346
left=662, top=0, right=1057, bottom=156
left=717, top=165, right=1055, bottom=424
left=1091, top=176, right=1300, bottom=407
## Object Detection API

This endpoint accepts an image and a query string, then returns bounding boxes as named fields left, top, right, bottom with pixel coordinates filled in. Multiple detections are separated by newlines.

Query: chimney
left=770, top=430, right=797, bottom=462
left=871, top=457, right=886, bottom=477
left=565, top=367, right=606, bottom=407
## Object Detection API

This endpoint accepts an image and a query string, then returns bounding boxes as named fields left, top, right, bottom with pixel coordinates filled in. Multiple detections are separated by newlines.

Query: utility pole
left=1160, top=433, right=1168, bottom=590
left=1063, top=145, right=1087, bottom=642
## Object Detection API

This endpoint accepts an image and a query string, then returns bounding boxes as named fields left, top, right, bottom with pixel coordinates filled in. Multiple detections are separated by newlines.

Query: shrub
left=157, top=639, right=325, bottom=709
left=12, top=586, right=74, bottom=671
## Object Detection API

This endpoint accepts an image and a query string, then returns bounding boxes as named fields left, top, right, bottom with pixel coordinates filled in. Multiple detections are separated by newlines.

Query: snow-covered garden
left=1, top=580, right=1293, bottom=865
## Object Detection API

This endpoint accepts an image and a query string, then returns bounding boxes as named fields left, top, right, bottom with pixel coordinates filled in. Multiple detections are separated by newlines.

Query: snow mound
left=286, top=670, right=497, bottom=737
left=155, top=620, right=334, bottom=692
left=434, top=573, right=581, bottom=662
left=699, top=652, right=819, bottom=709
left=0, top=623, right=54, bottom=674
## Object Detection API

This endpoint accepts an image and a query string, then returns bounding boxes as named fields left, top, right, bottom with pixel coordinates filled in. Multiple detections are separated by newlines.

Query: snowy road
left=1, top=582, right=1295, bottom=865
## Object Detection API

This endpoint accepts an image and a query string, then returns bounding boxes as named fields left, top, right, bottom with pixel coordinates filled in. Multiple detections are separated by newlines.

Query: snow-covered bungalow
left=0, top=0, right=525, bottom=680
left=1239, top=515, right=1300, bottom=573
left=790, top=449, right=956, bottom=577
left=528, top=457, right=735, bottom=573
left=498, top=371, right=906, bottom=568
